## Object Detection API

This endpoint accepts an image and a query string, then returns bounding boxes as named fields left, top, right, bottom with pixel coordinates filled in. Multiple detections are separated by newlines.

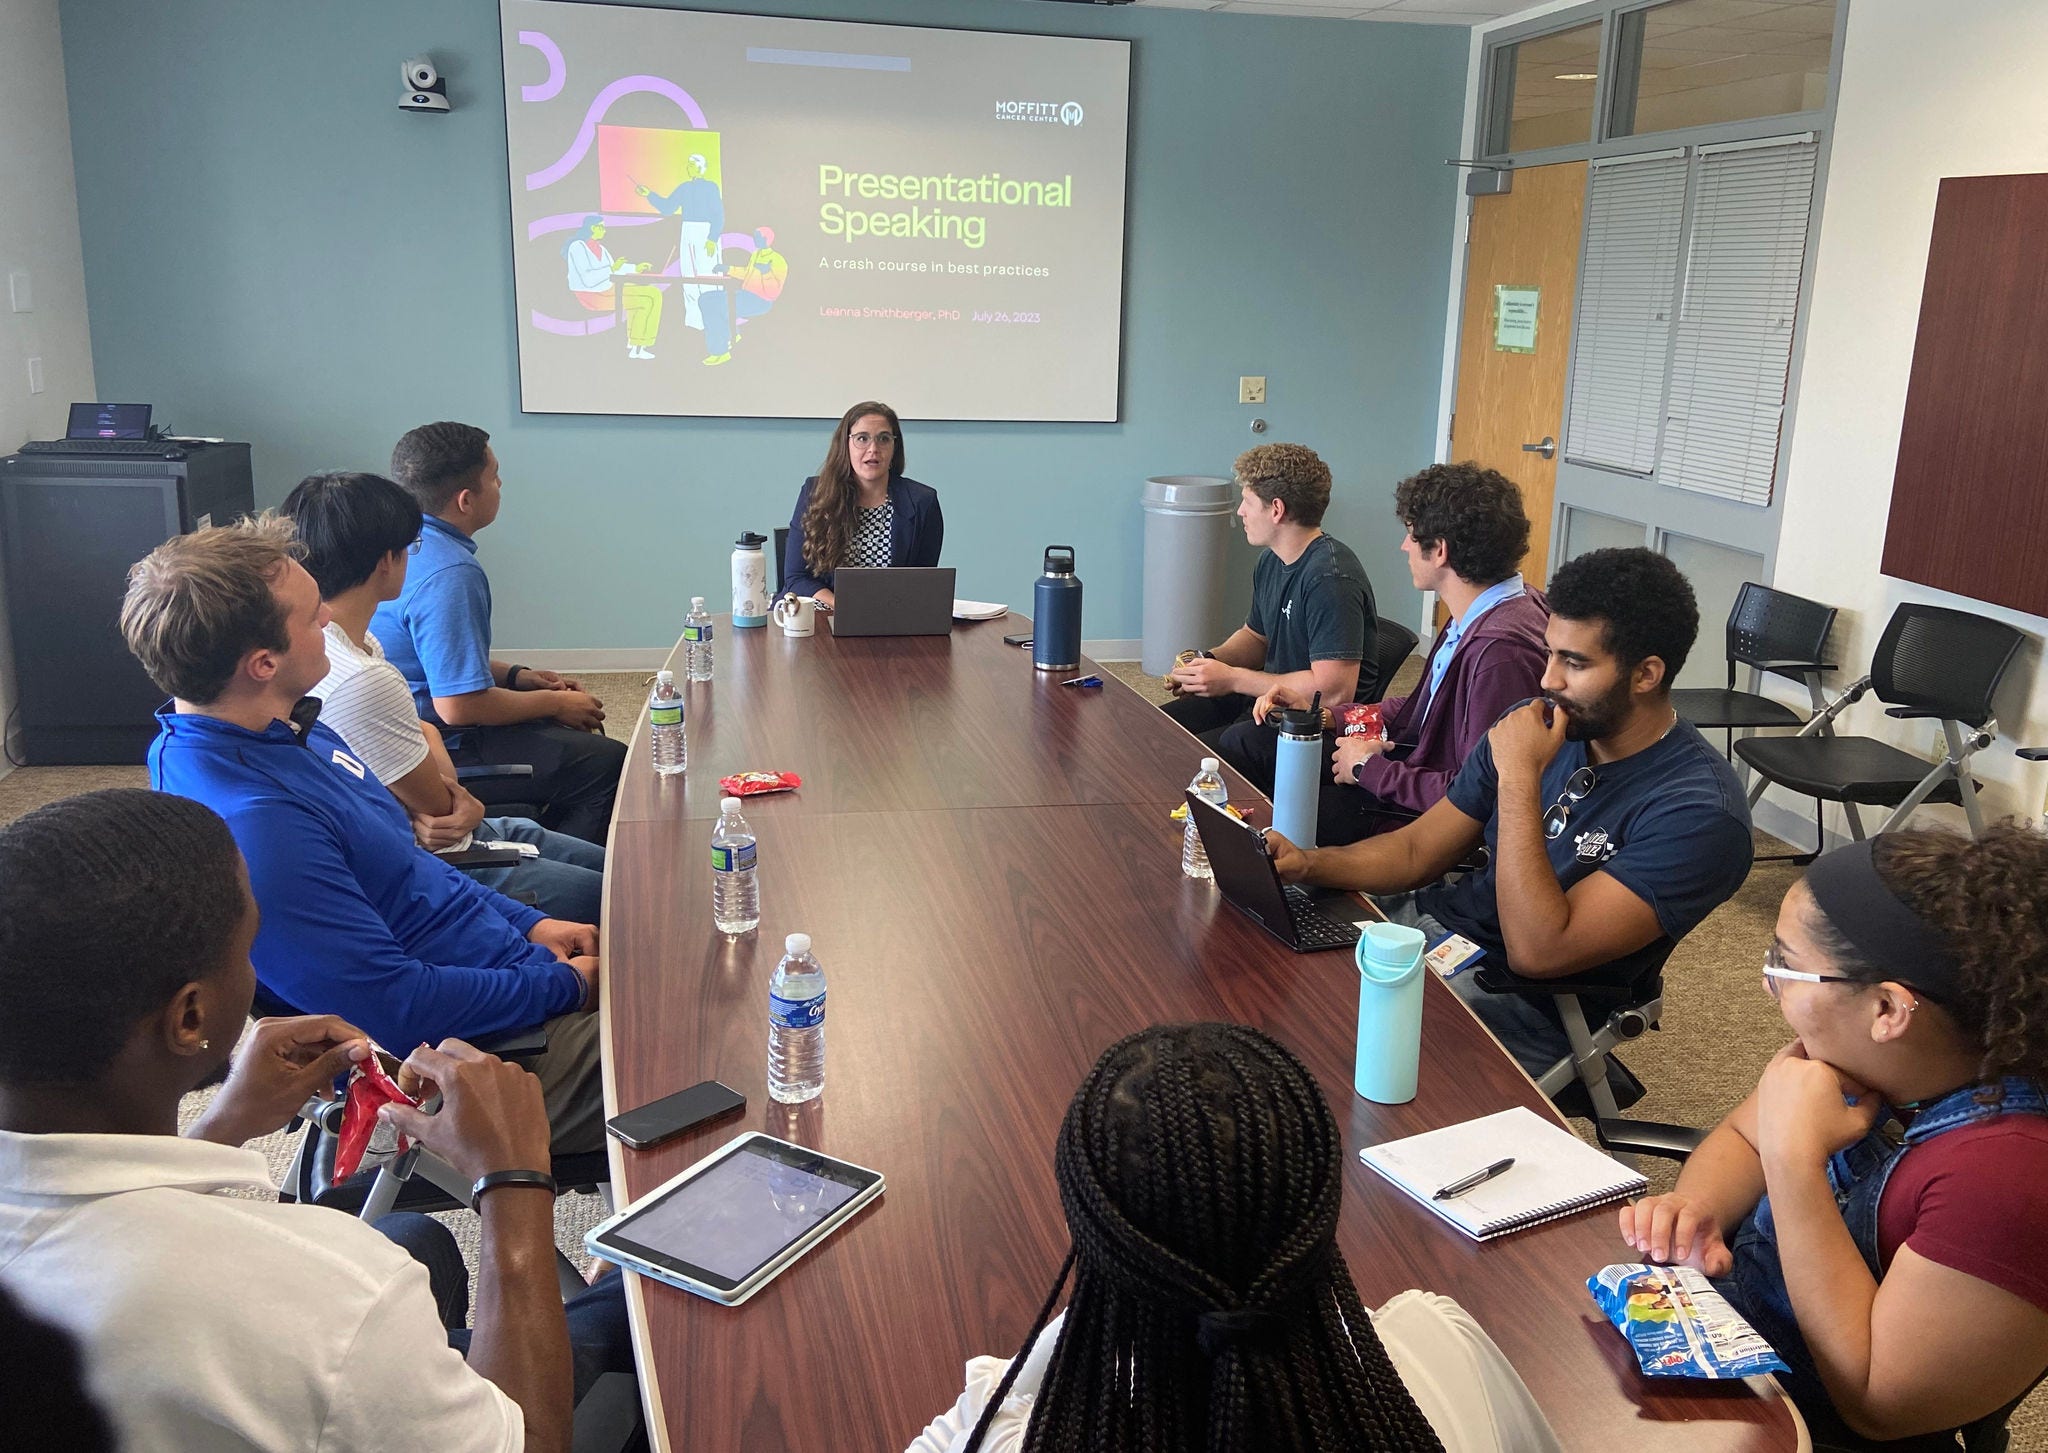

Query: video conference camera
left=401, top=56, right=450, bottom=113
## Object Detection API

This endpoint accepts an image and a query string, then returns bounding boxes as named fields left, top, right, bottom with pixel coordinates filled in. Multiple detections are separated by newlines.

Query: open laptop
left=18, top=403, right=171, bottom=456
left=1186, top=792, right=1379, bottom=953
left=828, top=566, right=955, bottom=637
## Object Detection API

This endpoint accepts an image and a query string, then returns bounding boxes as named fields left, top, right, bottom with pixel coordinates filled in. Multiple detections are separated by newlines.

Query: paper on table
left=952, top=600, right=1011, bottom=621
left=1359, top=1106, right=1645, bottom=1241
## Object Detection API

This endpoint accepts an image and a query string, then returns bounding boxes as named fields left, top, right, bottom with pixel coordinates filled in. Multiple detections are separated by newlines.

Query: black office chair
left=1470, top=941, right=1707, bottom=1160
left=1366, top=616, right=1420, bottom=705
left=455, top=761, right=544, bottom=822
left=772, top=525, right=789, bottom=597
left=1735, top=603, right=2025, bottom=842
left=1673, top=583, right=1837, bottom=862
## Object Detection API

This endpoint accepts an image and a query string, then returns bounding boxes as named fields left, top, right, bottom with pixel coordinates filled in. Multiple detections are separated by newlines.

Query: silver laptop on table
left=828, top=567, right=955, bottom=637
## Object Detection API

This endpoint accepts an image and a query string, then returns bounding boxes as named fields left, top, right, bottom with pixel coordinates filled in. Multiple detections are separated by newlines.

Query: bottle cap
left=1200, top=757, right=1220, bottom=773
left=656, top=668, right=674, bottom=686
left=690, top=596, right=706, bottom=610
left=785, top=933, right=811, bottom=956
left=719, top=796, right=742, bottom=814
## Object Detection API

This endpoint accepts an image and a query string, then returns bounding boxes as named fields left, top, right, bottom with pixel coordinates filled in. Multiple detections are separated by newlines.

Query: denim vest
left=1717, top=1077, right=2048, bottom=1451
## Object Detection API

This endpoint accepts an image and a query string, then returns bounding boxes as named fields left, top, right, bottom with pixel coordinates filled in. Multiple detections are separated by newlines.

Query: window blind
left=1564, top=149, right=1687, bottom=474
left=1660, top=136, right=1819, bottom=507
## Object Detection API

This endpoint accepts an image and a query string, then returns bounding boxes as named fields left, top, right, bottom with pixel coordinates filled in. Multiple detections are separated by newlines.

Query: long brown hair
left=802, top=401, right=905, bottom=575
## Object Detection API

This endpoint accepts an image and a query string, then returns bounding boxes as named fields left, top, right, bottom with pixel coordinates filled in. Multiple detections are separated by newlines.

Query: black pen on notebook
left=1432, top=1157, right=1515, bottom=1201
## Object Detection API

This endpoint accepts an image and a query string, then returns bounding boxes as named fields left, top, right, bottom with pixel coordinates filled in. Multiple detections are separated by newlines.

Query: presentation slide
left=500, top=1, right=1131, bottom=421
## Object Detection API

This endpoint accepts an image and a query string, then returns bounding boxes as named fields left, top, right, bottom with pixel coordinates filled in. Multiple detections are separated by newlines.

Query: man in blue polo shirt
left=1266, top=548, right=1753, bottom=1089
left=121, top=517, right=605, bottom=1154
left=375, top=421, right=625, bottom=845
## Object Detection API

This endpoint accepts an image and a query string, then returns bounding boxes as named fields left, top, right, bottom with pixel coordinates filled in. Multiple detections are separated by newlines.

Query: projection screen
left=500, top=1, right=1131, bottom=421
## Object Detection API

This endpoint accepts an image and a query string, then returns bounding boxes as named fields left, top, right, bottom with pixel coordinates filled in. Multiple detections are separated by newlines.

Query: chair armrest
left=1882, top=707, right=1945, bottom=721
left=455, top=763, right=536, bottom=781
left=573, top=1371, right=645, bottom=1453
left=1470, top=965, right=1629, bottom=999
left=1750, top=659, right=1835, bottom=674
left=2015, top=747, right=2047, bottom=761
left=1595, top=1117, right=1706, bottom=1161
left=440, top=846, right=528, bottom=870
left=1793, top=675, right=1871, bottom=736
left=472, top=1025, right=550, bottom=1063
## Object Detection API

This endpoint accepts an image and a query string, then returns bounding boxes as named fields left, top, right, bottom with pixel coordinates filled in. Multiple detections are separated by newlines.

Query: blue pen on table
left=1432, top=1157, right=1515, bottom=1201
left=1061, top=674, right=1103, bottom=688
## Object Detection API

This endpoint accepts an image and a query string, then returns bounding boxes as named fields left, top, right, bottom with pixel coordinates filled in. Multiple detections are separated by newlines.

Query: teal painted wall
left=61, top=0, right=1464, bottom=648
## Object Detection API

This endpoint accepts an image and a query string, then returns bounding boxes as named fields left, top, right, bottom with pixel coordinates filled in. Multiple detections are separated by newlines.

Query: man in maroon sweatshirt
left=1268, top=464, right=1550, bottom=845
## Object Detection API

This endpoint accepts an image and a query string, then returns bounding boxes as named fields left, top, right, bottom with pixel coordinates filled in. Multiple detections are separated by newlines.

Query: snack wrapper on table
left=719, top=771, right=802, bottom=797
left=332, top=1059, right=418, bottom=1183
left=1325, top=702, right=1385, bottom=740
left=1168, top=800, right=1246, bottom=825
left=1588, top=1264, right=1788, bottom=1379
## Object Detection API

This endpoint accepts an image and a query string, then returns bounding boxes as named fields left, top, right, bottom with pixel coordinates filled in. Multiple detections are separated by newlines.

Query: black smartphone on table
left=606, top=1080, right=747, bottom=1150
left=1003, top=632, right=1032, bottom=647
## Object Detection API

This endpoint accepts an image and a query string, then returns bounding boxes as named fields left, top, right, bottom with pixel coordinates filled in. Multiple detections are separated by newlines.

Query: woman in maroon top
left=1622, top=826, right=2048, bottom=1450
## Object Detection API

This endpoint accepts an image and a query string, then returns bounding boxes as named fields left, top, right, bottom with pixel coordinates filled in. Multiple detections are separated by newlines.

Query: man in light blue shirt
left=375, top=422, right=626, bottom=844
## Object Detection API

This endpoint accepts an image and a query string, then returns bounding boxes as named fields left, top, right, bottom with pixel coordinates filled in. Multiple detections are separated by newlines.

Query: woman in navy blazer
left=783, top=400, right=943, bottom=605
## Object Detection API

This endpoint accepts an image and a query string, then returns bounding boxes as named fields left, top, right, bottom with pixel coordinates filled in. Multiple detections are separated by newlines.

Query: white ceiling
left=1133, top=0, right=1524, bottom=25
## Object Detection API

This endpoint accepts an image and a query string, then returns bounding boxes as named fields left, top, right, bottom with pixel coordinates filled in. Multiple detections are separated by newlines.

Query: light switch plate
left=8, top=272, right=29, bottom=312
left=1238, top=375, right=1266, bottom=405
left=27, top=356, right=45, bottom=394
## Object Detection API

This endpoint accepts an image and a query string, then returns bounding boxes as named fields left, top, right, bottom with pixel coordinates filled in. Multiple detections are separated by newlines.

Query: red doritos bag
left=331, top=1059, right=418, bottom=1183
left=719, top=770, right=802, bottom=797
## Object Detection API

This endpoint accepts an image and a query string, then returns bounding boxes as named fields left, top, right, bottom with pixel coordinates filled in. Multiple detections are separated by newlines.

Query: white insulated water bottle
left=732, top=532, right=768, bottom=628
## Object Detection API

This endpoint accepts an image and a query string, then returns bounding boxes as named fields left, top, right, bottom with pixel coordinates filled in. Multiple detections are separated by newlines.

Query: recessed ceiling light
left=1554, top=72, right=1598, bottom=81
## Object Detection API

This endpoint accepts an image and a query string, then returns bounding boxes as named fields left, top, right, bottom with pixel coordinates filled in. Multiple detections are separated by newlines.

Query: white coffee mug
left=773, top=594, right=818, bottom=637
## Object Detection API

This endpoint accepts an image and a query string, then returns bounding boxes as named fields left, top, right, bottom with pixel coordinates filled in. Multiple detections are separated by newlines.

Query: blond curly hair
left=1234, top=443, right=1332, bottom=528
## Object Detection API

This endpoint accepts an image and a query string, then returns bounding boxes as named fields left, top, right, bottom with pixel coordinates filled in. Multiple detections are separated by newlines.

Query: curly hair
left=1235, top=444, right=1333, bottom=529
left=802, top=401, right=905, bottom=576
left=121, top=515, right=301, bottom=705
left=1545, top=547, right=1699, bottom=685
left=1806, top=825, right=2048, bottom=1081
left=1393, top=462, right=1530, bottom=586
left=390, top=421, right=491, bottom=514
left=961, top=1023, right=1442, bottom=1453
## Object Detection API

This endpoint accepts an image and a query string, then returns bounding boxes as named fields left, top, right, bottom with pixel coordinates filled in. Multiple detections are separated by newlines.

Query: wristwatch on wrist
left=504, top=664, right=527, bottom=690
left=471, top=1168, right=557, bottom=1204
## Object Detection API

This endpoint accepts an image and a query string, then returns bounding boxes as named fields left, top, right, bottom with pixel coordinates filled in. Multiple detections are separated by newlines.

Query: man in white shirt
left=0, top=788, right=626, bottom=1453
left=281, top=471, right=604, bottom=925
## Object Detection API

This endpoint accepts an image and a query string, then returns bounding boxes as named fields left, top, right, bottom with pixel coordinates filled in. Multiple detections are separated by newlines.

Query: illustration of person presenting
left=637, top=154, right=723, bottom=330
left=701, top=227, right=787, bottom=366
left=561, top=215, right=663, bottom=360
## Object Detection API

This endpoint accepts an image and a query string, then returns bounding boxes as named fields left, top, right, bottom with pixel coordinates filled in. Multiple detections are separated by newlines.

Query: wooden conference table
left=598, top=614, right=1804, bottom=1453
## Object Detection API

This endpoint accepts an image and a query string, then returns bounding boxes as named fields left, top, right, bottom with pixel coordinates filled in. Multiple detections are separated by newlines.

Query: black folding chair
left=1672, top=582, right=1837, bottom=862
left=1735, top=603, right=2024, bottom=842
left=1366, top=616, right=1420, bottom=706
left=773, top=525, right=789, bottom=597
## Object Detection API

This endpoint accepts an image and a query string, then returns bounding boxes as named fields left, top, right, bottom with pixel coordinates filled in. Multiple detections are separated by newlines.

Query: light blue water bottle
left=1354, top=922, right=1426, bottom=1104
left=1270, top=694, right=1323, bottom=849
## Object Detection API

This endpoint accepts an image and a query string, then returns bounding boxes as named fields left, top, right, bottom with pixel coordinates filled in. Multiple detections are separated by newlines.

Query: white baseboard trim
left=496, top=648, right=672, bottom=672
left=1083, top=639, right=1140, bottom=661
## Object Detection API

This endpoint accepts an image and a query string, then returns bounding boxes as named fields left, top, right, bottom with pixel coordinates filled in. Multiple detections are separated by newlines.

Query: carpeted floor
left=8, top=664, right=2044, bottom=1445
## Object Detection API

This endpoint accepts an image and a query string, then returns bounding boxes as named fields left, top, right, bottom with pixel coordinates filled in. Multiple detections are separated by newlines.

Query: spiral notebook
left=1359, top=1106, right=1646, bottom=1241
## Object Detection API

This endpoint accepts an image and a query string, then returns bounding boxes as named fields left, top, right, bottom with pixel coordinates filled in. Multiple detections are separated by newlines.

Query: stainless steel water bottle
left=1033, top=546, right=1082, bottom=672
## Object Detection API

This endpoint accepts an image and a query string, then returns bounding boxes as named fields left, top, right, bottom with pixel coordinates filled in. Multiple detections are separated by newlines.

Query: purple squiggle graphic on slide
left=517, top=32, right=566, bottom=102
left=524, top=76, right=709, bottom=191
left=532, top=310, right=616, bottom=337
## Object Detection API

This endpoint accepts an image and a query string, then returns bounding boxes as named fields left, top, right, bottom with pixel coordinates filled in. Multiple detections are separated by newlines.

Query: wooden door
left=1449, top=161, right=1585, bottom=584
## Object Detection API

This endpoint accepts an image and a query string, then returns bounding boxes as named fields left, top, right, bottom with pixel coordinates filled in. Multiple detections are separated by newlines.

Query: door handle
left=1521, top=436, right=1557, bottom=460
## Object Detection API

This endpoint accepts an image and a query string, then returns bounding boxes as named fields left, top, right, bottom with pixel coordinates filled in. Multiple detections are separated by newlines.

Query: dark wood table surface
left=599, top=614, right=1803, bottom=1453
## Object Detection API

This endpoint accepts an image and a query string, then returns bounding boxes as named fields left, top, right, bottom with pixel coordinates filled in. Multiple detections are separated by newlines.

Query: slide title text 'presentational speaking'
left=818, top=166, right=1074, bottom=250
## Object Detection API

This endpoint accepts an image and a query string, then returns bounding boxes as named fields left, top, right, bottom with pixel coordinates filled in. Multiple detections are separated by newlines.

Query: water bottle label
left=649, top=703, right=683, bottom=727
left=710, top=841, right=757, bottom=873
left=770, top=989, right=825, bottom=1029
left=682, top=624, right=713, bottom=642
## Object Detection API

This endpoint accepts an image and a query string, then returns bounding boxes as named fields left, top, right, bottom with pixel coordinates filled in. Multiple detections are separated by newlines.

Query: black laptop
left=828, top=566, right=955, bottom=637
left=18, top=403, right=174, bottom=456
left=1186, top=792, right=1376, bottom=953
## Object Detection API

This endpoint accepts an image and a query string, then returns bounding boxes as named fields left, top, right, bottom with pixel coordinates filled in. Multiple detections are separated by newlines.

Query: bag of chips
left=1327, top=702, right=1385, bottom=740
left=719, top=770, right=802, bottom=797
left=331, top=1059, right=417, bottom=1184
left=1588, top=1264, right=1787, bottom=1380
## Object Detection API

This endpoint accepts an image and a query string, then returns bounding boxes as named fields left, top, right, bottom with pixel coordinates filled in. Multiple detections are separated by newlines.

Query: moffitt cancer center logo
left=996, top=100, right=1085, bottom=126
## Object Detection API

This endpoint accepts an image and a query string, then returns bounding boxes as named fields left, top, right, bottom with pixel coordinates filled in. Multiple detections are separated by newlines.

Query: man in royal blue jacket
left=122, top=517, right=605, bottom=1154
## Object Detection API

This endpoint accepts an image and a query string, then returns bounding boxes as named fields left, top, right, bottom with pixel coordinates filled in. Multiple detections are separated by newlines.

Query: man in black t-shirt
left=1164, top=443, right=1376, bottom=791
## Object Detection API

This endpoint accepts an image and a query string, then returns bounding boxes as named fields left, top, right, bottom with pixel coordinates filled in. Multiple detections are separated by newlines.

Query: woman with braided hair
left=908, top=1023, right=1560, bottom=1452
left=1621, top=826, right=2048, bottom=1450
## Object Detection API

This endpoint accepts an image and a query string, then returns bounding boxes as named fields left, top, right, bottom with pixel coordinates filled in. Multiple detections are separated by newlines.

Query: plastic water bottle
left=683, top=597, right=714, bottom=682
left=711, top=797, right=760, bottom=934
left=649, top=670, right=686, bottom=777
left=1181, top=756, right=1228, bottom=880
left=768, top=932, right=826, bottom=1103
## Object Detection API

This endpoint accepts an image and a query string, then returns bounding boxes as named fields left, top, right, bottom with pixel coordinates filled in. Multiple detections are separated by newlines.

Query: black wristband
left=504, top=664, right=526, bottom=690
left=471, top=1168, right=556, bottom=1204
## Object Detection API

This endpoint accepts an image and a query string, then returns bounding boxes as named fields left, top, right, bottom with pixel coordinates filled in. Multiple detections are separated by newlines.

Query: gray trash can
left=1141, top=476, right=1252, bottom=676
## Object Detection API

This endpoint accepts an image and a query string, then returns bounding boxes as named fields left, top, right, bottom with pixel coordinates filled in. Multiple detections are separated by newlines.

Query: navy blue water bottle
left=1034, top=546, right=1082, bottom=673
